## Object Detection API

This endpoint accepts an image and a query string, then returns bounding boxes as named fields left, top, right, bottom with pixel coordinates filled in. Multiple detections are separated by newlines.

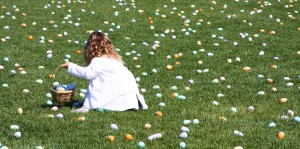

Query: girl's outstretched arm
left=65, top=59, right=103, bottom=80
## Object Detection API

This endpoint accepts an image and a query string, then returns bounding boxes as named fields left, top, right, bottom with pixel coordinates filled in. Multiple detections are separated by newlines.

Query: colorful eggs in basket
left=66, top=83, right=76, bottom=90
left=56, top=87, right=66, bottom=91
left=53, top=83, right=76, bottom=91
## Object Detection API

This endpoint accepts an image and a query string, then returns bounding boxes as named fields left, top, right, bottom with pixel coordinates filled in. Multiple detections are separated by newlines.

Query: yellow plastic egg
left=17, top=108, right=23, bottom=114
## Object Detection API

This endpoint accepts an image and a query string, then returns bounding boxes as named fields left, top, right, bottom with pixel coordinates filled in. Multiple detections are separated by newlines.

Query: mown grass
left=0, top=0, right=300, bottom=148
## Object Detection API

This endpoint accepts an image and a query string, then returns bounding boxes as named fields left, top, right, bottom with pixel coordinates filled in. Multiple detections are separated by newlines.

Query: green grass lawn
left=0, top=0, right=300, bottom=148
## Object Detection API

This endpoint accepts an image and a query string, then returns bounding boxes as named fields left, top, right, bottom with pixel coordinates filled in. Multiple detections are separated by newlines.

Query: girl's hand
left=61, top=62, right=70, bottom=69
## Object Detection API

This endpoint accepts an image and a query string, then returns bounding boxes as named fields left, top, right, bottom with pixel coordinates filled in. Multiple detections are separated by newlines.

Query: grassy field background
left=0, top=0, right=300, bottom=148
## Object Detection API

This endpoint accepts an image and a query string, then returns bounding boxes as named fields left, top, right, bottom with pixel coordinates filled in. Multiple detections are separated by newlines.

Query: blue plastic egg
left=294, top=117, right=300, bottom=122
left=179, top=142, right=186, bottom=148
left=268, top=122, right=276, bottom=128
left=137, top=141, right=145, bottom=148
left=46, top=100, right=53, bottom=105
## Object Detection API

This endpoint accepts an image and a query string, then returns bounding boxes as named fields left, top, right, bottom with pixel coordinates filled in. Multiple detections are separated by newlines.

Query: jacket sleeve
left=67, top=59, right=103, bottom=80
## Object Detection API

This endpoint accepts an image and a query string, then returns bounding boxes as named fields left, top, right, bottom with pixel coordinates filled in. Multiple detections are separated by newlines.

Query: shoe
left=71, top=107, right=90, bottom=113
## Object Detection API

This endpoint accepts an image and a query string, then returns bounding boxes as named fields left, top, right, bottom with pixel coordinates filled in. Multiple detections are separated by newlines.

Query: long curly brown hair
left=84, top=32, right=123, bottom=65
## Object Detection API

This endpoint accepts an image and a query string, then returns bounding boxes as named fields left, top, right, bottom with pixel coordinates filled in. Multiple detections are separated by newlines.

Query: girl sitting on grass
left=61, top=31, right=148, bottom=113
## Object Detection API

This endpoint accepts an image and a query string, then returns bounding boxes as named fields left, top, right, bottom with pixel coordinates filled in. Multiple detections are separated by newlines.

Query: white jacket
left=68, top=57, right=148, bottom=111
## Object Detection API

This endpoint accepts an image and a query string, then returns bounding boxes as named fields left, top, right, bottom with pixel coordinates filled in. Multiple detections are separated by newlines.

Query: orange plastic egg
left=267, top=78, right=273, bottom=83
left=173, top=54, right=179, bottom=59
left=27, top=35, right=33, bottom=40
left=76, top=50, right=81, bottom=55
left=125, top=134, right=133, bottom=141
left=155, top=111, right=163, bottom=117
left=277, top=132, right=285, bottom=139
left=20, top=23, right=26, bottom=27
left=242, top=67, right=251, bottom=72
left=49, top=74, right=55, bottom=79
left=278, top=98, right=287, bottom=104
left=107, top=135, right=115, bottom=142
left=271, top=64, right=277, bottom=69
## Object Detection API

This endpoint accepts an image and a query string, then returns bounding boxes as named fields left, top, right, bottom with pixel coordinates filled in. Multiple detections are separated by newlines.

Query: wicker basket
left=49, top=66, right=76, bottom=103
left=50, top=86, right=76, bottom=103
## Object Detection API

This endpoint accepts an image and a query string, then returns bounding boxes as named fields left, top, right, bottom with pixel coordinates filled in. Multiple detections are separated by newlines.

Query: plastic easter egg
left=22, top=89, right=30, bottom=93
left=53, top=82, right=59, bottom=86
left=219, top=116, right=227, bottom=121
left=293, top=117, right=300, bottom=122
left=233, top=146, right=243, bottom=149
left=179, top=132, right=188, bottom=139
left=47, top=54, right=52, bottom=58
left=66, top=83, right=76, bottom=90
left=110, top=124, right=118, bottom=130
left=27, top=35, right=33, bottom=40
left=80, top=89, right=87, bottom=93
left=212, top=101, right=219, bottom=106
left=56, top=87, right=65, bottom=91
left=3, top=57, right=9, bottom=62
left=46, top=100, right=53, bottom=105
left=56, top=113, right=63, bottom=119
left=155, top=111, right=163, bottom=117
left=183, top=120, right=191, bottom=125
left=46, top=93, right=52, bottom=98
left=51, top=106, right=58, bottom=111
left=148, top=133, right=162, bottom=140
left=231, top=107, right=238, bottom=113
left=281, top=115, right=289, bottom=120
left=248, top=106, right=254, bottom=112
left=14, top=131, right=21, bottom=138
left=65, top=54, right=71, bottom=59
left=49, top=74, right=55, bottom=79
left=180, top=126, right=189, bottom=132
left=2, top=84, right=8, bottom=88
left=0, top=146, right=9, bottom=149
left=10, top=70, right=17, bottom=75
left=193, top=119, right=200, bottom=124
left=76, top=50, right=81, bottom=55
left=277, top=132, right=285, bottom=139
left=36, top=79, right=43, bottom=84
left=137, top=141, right=145, bottom=148
left=107, top=135, right=115, bottom=142
left=10, top=125, right=20, bottom=130
left=155, top=93, right=162, bottom=98
left=179, top=142, right=186, bottom=148
left=47, top=114, right=55, bottom=118
left=279, top=98, right=287, bottom=104
left=177, top=95, right=186, bottom=100
left=242, top=67, right=251, bottom=72
left=125, top=134, right=133, bottom=141
left=158, top=102, right=165, bottom=107
left=144, top=123, right=151, bottom=129
left=268, top=122, right=276, bottom=128
left=35, top=146, right=44, bottom=149
left=76, top=116, right=85, bottom=122
left=17, top=108, right=23, bottom=114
